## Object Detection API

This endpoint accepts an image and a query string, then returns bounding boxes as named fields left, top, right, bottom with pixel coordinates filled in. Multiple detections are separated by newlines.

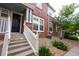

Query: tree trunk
left=59, top=28, right=63, bottom=40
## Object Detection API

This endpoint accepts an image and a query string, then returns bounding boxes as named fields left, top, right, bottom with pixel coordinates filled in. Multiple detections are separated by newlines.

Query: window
left=33, top=15, right=44, bottom=32
left=48, top=7, right=55, bottom=17
left=33, top=23, right=38, bottom=30
left=48, top=19, right=53, bottom=32
left=36, top=3, right=42, bottom=9
left=0, top=8, right=8, bottom=33
left=40, top=19, right=44, bottom=31
left=26, top=8, right=32, bottom=23
left=0, top=20, right=8, bottom=32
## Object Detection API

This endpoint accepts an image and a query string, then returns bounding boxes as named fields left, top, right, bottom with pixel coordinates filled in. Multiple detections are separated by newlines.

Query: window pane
left=33, top=23, right=38, bottom=30
left=49, top=27, right=52, bottom=31
left=48, top=19, right=53, bottom=32
left=40, top=25, right=43, bottom=31
left=33, top=17, right=38, bottom=22
left=40, top=19, right=43, bottom=25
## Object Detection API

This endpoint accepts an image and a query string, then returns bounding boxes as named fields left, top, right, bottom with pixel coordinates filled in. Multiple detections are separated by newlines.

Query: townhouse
left=0, top=3, right=56, bottom=56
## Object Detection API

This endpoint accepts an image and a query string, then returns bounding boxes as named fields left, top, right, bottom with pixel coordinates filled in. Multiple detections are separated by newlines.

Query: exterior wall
left=29, top=3, right=49, bottom=37
left=25, top=3, right=58, bottom=37
left=0, top=33, right=4, bottom=40
left=0, top=3, right=58, bottom=38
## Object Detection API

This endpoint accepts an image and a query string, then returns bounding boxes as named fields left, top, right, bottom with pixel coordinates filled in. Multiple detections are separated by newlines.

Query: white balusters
left=23, top=23, right=39, bottom=55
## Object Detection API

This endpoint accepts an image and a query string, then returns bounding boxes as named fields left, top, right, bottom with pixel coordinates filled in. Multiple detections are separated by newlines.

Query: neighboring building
left=0, top=3, right=56, bottom=56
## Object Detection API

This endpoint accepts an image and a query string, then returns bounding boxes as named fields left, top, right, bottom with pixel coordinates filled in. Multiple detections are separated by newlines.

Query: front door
left=11, top=13, right=20, bottom=32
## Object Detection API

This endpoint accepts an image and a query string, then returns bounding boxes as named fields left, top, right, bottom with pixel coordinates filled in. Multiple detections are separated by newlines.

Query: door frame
left=11, top=12, right=23, bottom=33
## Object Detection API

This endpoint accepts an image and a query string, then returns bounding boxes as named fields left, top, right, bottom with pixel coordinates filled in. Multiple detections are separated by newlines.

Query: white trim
left=30, top=9, right=32, bottom=23
left=48, top=17, right=53, bottom=32
left=26, top=8, right=29, bottom=22
left=23, top=32, right=37, bottom=55
left=32, top=15, right=44, bottom=32
left=26, top=8, right=32, bottom=23
left=8, top=11, right=11, bottom=39
left=0, top=20, right=2, bottom=32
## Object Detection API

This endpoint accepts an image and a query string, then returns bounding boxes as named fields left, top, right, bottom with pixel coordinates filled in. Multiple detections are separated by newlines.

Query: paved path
left=65, top=45, right=79, bottom=56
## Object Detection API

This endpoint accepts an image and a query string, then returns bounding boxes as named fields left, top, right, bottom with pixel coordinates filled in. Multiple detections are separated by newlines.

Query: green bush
left=39, top=46, right=54, bottom=56
left=64, top=31, right=78, bottom=40
left=64, top=35, right=78, bottom=40
left=52, top=40, right=68, bottom=51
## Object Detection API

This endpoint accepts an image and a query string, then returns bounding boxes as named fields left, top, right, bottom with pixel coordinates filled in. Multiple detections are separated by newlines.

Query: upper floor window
left=36, top=3, right=42, bottom=9
left=48, top=19, right=53, bottom=32
left=48, top=7, right=55, bottom=17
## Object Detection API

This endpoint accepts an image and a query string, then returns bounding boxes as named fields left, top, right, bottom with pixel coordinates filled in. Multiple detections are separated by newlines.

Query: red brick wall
left=29, top=3, right=49, bottom=37
left=26, top=3, right=58, bottom=37
left=0, top=33, right=4, bottom=40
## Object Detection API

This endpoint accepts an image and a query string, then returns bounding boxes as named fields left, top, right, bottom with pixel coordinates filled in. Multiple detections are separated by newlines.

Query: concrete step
left=9, top=40, right=27, bottom=45
left=11, top=35, right=25, bottom=37
left=10, top=38, right=25, bottom=41
left=11, top=34, right=23, bottom=36
left=8, top=33, right=35, bottom=56
left=11, top=33, right=23, bottom=35
left=11, top=38, right=25, bottom=40
left=8, top=43, right=29, bottom=50
left=8, top=46, right=31, bottom=55
left=15, top=50, right=34, bottom=56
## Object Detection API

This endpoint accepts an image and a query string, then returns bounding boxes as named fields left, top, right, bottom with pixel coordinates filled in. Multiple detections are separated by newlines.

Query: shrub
left=64, top=31, right=78, bottom=40
left=64, top=35, right=78, bottom=40
left=52, top=40, right=68, bottom=51
left=39, top=46, right=54, bottom=56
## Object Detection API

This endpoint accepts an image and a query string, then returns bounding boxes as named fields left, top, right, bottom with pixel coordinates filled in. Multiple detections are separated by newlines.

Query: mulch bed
left=39, top=37, right=79, bottom=56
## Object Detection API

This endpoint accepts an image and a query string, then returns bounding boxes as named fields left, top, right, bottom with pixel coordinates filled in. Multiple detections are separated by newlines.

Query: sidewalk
left=65, top=45, right=79, bottom=56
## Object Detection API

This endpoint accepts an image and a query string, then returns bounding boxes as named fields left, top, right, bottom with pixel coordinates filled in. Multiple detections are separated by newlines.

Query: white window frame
left=36, top=3, right=42, bottom=9
left=48, top=7, right=55, bottom=17
left=48, top=18, right=53, bottom=32
left=32, top=15, right=44, bottom=32
left=26, top=8, right=32, bottom=23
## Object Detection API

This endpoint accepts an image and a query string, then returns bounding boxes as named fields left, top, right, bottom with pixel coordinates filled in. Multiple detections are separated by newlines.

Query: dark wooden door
left=11, top=14, right=20, bottom=32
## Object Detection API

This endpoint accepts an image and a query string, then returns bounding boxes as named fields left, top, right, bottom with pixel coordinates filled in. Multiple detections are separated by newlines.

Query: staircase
left=8, top=33, right=35, bottom=56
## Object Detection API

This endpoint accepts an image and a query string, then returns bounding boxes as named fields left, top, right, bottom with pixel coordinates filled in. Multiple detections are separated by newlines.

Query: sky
left=49, top=0, right=79, bottom=15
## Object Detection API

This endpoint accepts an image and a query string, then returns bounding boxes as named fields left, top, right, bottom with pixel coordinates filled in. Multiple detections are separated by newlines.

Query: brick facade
left=0, top=33, right=4, bottom=40
left=26, top=3, right=58, bottom=37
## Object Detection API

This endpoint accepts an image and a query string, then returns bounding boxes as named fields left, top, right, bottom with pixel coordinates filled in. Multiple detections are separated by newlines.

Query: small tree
left=54, top=4, right=75, bottom=39
left=54, top=16, right=70, bottom=39
left=59, top=3, right=75, bottom=17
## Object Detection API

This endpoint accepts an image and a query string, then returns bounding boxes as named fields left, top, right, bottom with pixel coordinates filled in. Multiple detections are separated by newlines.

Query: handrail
left=1, top=32, right=9, bottom=56
left=23, top=23, right=39, bottom=55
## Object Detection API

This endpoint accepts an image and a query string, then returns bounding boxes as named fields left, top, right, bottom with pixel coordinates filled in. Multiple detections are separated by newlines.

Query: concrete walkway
left=65, top=45, right=79, bottom=56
